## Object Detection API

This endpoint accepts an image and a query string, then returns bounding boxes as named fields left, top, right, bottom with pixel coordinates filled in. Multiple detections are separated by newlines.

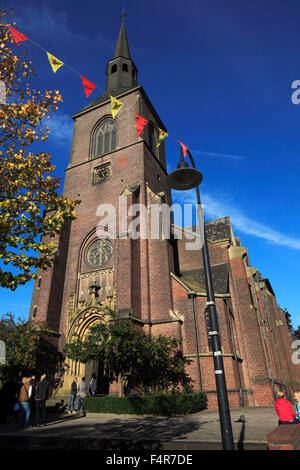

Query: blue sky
left=1, top=0, right=300, bottom=328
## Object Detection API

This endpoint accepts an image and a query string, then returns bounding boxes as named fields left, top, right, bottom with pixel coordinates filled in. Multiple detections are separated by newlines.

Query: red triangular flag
left=7, top=25, right=28, bottom=44
left=136, top=113, right=148, bottom=136
left=178, top=141, right=188, bottom=158
left=80, top=75, right=96, bottom=98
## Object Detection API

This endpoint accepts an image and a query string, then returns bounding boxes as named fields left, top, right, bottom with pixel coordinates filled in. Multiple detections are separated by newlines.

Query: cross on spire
left=119, top=8, right=127, bottom=22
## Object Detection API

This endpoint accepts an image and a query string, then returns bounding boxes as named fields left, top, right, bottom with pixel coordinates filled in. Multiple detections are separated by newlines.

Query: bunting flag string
left=136, top=113, right=148, bottom=136
left=6, top=24, right=100, bottom=100
left=110, top=96, right=123, bottom=119
left=157, top=128, right=168, bottom=147
left=47, top=52, right=64, bottom=74
left=178, top=141, right=188, bottom=157
left=81, top=75, right=96, bottom=98
left=6, top=23, right=190, bottom=157
left=7, top=25, right=28, bottom=44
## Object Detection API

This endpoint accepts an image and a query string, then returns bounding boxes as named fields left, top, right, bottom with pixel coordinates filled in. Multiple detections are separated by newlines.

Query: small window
left=122, top=63, right=128, bottom=72
left=37, top=277, right=42, bottom=289
left=93, top=119, right=117, bottom=157
left=148, top=123, right=155, bottom=154
left=111, top=64, right=117, bottom=74
left=33, top=306, right=37, bottom=319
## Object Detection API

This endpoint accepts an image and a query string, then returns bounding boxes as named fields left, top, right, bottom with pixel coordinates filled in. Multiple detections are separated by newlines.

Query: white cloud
left=172, top=190, right=300, bottom=251
left=47, top=113, right=73, bottom=144
left=192, top=149, right=245, bottom=161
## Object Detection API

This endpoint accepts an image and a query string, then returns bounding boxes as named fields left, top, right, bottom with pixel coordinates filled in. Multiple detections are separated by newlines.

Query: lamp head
left=166, top=158, right=203, bottom=191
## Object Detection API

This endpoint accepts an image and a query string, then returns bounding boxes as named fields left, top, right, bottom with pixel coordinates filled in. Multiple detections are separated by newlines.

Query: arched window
left=122, top=63, right=128, bottom=72
left=33, top=306, right=37, bottom=319
left=93, top=118, right=117, bottom=157
left=111, top=64, right=117, bottom=74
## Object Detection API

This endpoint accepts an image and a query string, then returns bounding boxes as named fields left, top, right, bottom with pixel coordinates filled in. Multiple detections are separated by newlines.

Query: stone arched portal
left=59, top=305, right=111, bottom=397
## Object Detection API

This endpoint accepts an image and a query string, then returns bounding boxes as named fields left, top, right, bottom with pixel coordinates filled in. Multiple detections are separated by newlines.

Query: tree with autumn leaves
left=0, top=9, right=78, bottom=290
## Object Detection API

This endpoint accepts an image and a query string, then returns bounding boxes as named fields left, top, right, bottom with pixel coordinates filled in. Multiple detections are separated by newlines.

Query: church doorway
left=97, top=360, right=110, bottom=395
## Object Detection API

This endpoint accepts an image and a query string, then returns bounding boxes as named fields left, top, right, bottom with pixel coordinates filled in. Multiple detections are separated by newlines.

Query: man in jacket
left=89, top=373, right=97, bottom=397
left=35, top=373, right=50, bottom=427
left=275, top=391, right=296, bottom=424
left=77, top=377, right=87, bottom=416
left=18, top=377, right=32, bottom=430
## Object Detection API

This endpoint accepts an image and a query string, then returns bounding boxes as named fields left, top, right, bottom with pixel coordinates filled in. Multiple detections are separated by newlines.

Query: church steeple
left=105, top=17, right=138, bottom=96
left=113, top=19, right=131, bottom=60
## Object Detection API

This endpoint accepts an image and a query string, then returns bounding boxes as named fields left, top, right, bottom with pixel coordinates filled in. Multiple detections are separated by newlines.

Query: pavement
left=0, top=403, right=280, bottom=451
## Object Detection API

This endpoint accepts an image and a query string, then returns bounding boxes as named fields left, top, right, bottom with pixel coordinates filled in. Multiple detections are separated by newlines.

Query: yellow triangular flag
left=157, top=128, right=168, bottom=147
left=110, top=96, right=123, bottom=119
left=47, top=52, right=64, bottom=73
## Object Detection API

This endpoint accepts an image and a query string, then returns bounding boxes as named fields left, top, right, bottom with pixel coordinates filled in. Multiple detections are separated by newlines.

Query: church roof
left=180, top=262, right=230, bottom=295
left=74, top=91, right=112, bottom=116
left=113, top=20, right=131, bottom=59
left=72, top=85, right=167, bottom=131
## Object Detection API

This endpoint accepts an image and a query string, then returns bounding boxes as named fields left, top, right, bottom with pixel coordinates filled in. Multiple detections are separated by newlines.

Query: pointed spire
left=113, top=16, right=131, bottom=59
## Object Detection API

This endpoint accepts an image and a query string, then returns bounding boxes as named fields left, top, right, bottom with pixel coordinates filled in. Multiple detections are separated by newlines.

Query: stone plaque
left=93, top=162, right=111, bottom=184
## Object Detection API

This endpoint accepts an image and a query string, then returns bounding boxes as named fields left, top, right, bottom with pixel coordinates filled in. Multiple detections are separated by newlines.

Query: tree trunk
left=118, top=373, right=127, bottom=397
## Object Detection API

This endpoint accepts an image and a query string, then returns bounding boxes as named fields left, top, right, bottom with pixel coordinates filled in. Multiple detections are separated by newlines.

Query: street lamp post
left=167, top=148, right=235, bottom=450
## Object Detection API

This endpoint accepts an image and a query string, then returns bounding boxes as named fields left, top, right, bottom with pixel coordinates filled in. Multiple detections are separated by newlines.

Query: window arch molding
left=90, top=116, right=117, bottom=159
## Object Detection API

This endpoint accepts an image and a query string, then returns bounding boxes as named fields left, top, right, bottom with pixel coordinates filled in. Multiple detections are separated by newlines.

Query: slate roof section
left=180, top=262, right=230, bottom=295
left=73, top=86, right=167, bottom=132
left=113, top=20, right=131, bottom=59
left=74, top=91, right=111, bottom=116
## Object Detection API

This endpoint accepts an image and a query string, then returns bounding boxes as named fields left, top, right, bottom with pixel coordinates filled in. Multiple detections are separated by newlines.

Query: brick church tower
left=29, top=20, right=300, bottom=406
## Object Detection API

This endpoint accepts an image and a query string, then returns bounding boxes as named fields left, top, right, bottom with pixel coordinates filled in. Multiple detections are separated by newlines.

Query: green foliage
left=65, top=314, right=192, bottom=397
left=83, top=392, right=207, bottom=416
left=0, top=312, right=46, bottom=379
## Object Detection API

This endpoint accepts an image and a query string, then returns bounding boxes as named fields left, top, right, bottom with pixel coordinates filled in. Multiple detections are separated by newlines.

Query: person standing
left=67, top=377, right=78, bottom=414
left=275, top=391, right=296, bottom=424
left=35, top=373, right=50, bottom=427
left=29, top=375, right=36, bottom=414
left=89, top=373, right=97, bottom=397
left=77, top=377, right=87, bottom=416
left=17, top=377, right=32, bottom=430
left=294, top=392, right=300, bottom=422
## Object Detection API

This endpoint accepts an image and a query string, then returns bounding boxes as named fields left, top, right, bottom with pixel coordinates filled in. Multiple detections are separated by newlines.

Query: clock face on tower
left=86, top=239, right=113, bottom=269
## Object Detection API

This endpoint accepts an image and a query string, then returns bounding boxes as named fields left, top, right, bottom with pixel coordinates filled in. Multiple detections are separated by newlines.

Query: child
left=275, top=391, right=296, bottom=424
left=293, top=392, right=300, bottom=423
